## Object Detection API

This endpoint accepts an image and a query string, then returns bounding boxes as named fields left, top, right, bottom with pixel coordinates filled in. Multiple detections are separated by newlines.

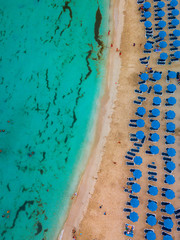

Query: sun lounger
left=140, top=19, right=146, bottom=22
left=148, top=164, right=157, bottom=169
left=129, top=194, right=138, bottom=199
left=144, top=50, right=151, bottom=54
left=155, top=17, right=162, bottom=21
left=170, top=37, right=177, bottom=40
left=175, top=215, right=180, bottom=219
left=137, top=0, right=144, bottom=4
left=127, top=177, right=135, bottom=181
left=170, top=47, right=178, bottom=51
left=158, top=221, right=164, bottom=226
left=149, top=78, right=156, bottom=82
left=177, top=227, right=180, bottom=231
left=147, top=86, right=152, bottom=94
left=164, top=167, right=172, bottom=173
left=171, top=58, right=179, bottom=62
left=138, top=96, right=146, bottom=101
left=139, top=57, right=147, bottom=61
left=148, top=176, right=157, bottom=182
left=131, top=148, right=139, bottom=153
left=125, top=155, right=133, bottom=160
left=127, top=151, right=136, bottom=156
left=124, top=208, right=131, bottom=212
left=157, top=61, right=166, bottom=65
left=148, top=171, right=157, bottom=176
left=155, top=38, right=163, bottom=42
left=162, top=227, right=172, bottom=232
left=127, top=182, right=134, bottom=186
left=134, top=143, right=142, bottom=147
left=174, top=209, right=180, bottom=215
left=161, top=202, right=168, bottom=206
left=134, top=100, right=142, bottom=105
left=141, top=61, right=149, bottom=64
left=168, top=16, right=175, bottom=20
left=168, top=26, right=176, bottom=30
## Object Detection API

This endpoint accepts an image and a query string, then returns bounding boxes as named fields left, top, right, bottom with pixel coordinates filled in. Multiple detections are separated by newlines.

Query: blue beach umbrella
left=165, top=204, right=175, bottom=214
left=137, top=107, right=146, bottom=116
left=144, top=21, right=152, bottom=28
left=148, top=201, right=157, bottom=211
left=158, top=20, right=166, bottom=28
left=166, top=161, right=176, bottom=171
left=153, top=97, right=161, bottom=105
left=134, top=156, right=143, bottom=165
left=166, top=135, right=175, bottom=144
left=158, top=10, right=165, bottom=17
left=150, top=146, right=159, bottom=155
left=171, top=19, right=179, bottom=26
left=167, top=148, right=176, bottom=157
left=147, top=215, right=157, bottom=226
left=144, top=2, right=151, bottom=9
left=166, top=110, right=176, bottom=119
left=133, top=169, right=142, bottom=179
left=172, top=9, right=179, bottom=16
left=167, top=84, right=176, bottom=93
left=167, top=97, right=176, bottom=105
left=158, top=1, right=165, bottom=8
left=140, top=84, right=148, bottom=92
left=146, top=231, right=156, bottom=240
left=153, top=72, right=161, bottom=80
left=137, top=119, right=145, bottom=127
left=164, top=219, right=174, bottom=229
left=165, top=175, right=175, bottom=184
left=159, top=41, right=167, bottom=48
left=166, top=122, right=175, bottom=132
left=130, top=198, right=139, bottom=208
left=163, top=236, right=173, bottom=240
left=149, top=186, right=158, bottom=196
left=173, top=29, right=180, bottom=36
left=136, top=131, right=144, bottom=140
left=144, top=42, right=152, bottom=50
left=173, top=40, right=180, bottom=47
left=174, top=51, right=180, bottom=58
left=140, top=72, right=149, bottom=80
left=151, top=133, right=160, bottom=142
left=160, top=52, right=168, bottom=60
left=144, top=11, right=152, bottom=18
left=159, top=31, right=166, bottom=38
left=168, top=71, right=176, bottom=78
left=129, top=212, right=139, bottom=222
left=170, top=0, right=178, bottom=7
left=132, top=183, right=141, bottom=193
left=154, top=84, right=162, bottom=92
left=165, top=189, right=175, bottom=199
left=151, top=120, right=160, bottom=130
left=151, top=108, right=160, bottom=117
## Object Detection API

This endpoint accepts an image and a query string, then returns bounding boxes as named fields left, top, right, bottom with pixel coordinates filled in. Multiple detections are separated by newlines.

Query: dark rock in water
left=35, top=221, right=42, bottom=236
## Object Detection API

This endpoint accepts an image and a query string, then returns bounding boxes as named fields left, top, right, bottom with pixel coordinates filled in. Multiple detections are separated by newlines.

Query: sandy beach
left=59, top=0, right=180, bottom=239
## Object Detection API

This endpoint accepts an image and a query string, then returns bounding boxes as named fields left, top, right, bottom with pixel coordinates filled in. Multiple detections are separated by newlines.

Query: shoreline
left=58, top=0, right=125, bottom=239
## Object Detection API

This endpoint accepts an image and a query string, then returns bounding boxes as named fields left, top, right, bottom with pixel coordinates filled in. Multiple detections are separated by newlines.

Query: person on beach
left=108, top=30, right=110, bottom=35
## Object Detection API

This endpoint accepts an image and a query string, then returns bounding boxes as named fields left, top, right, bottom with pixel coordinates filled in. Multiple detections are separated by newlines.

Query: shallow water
left=0, top=0, right=110, bottom=239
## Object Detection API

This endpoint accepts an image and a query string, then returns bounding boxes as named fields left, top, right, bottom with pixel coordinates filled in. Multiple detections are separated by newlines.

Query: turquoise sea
left=0, top=0, right=110, bottom=239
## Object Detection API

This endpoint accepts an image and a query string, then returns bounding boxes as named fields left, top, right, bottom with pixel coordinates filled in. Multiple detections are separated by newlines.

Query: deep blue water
left=0, top=0, right=110, bottom=239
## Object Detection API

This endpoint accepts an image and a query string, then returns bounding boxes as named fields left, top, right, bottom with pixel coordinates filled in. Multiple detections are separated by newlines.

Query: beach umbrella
left=148, top=201, right=157, bottom=211
left=133, top=169, right=142, bottom=179
left=129, top=212, right=139, bottom=222
left=166, top=122, right=175, bottom=132
left=150, top=146, right=159, bottom=155
left=151, top=120, right=160, bottom=130
left=132, top=183, right=141, bottom=193
left=165, top=204, right=175, bottom=214
left=174, top=51, right=180, bottom=58
left=153, top=97, right=161, bottom=105
left=158, top=1, right=165, bottom=8
left=171, top=19, right=179, bottom=26
left=164, top=219, right=174, bottom=229
left=168, top=71, right=176, bottom=78
left=134, top=156, right=143, bottom=165
left=159, top=41, right=167, bottom=48
left=173, top=29, right=180, bottom=37
left=147, top=215, right=157, bottom=226
left=163, top=235, right=173, bottom=240
left=167, top=148, right=176, bottom=157
left=165, top=175, right=175, bottom=184
left=165, top=189, right=175, bottom=199
left=158, top=20, right=166, bottom=28
left=136, top=119, right=145, bottom=127
left=140, top=73, right=149, bottom=80
left=166, top=110, right=176, bottom=119
left=173, top=40, right=180, bottom=47
left=144, top=21, right=152, bottom=28
left=144, top=42, right=152, bottom=50
left=153, top=72, right=161, bottom=80
left=159, top=31, right=166, bottom=38
left=170, top=0, right=178, bottom=7
left=149, top=186, right=158, bottom=196
left=140, top=84, right=148, bottom=92
left=160, top=52, right=168, bottom=60
left=144, top=11, right=152, bottom=18
left=137, top=107, right=146, bottom=116
left=151, top=133, right=160, bottom=142
left=144, top=2, right=151, bottom=9
left=167, top=84, right=176, bottom=93
left=151, top=108, right=160, bottom=117
left=146, top=231, right=156, bottom=240
left=167, top=97, right=176, bottom=105
left=166, top=161, right=176, bottom=171
left=136, top=131, right=144, bottom=140
left=158, top=10, right=165, bottom=17
left=166, top=135, right=175, bottom=144
left=172, top=9, right=179, bottom=16
left=154, top=84, right=162, bottom=93
left=130, top=198, right=139, bottom=208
